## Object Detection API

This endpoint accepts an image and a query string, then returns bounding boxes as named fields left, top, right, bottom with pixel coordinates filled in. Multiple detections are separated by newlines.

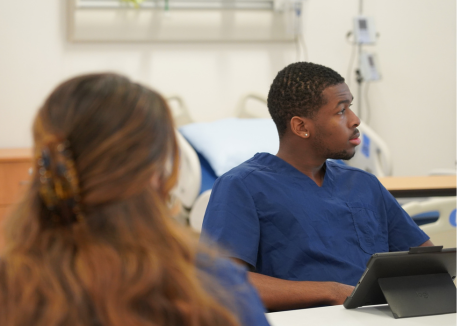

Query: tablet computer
left=343, top=246, right=456, bottom=317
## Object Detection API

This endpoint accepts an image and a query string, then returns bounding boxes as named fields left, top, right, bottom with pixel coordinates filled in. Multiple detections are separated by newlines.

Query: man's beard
left=328, top=149, right=356, bottom=161
left=313, top=133, right=357, bottom=161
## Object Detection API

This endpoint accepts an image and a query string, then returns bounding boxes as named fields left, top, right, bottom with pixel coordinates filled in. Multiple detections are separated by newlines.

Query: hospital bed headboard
left=167, top=95, right=193, bottom=127
left=234, top=93, right=270, bottom=119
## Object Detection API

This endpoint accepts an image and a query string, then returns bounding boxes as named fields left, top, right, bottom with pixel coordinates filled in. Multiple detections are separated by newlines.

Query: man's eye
left=338, top=108, right=346, bottom=115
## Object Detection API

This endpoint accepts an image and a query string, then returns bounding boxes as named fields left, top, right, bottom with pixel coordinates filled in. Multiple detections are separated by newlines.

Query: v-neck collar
left=253, top=152, right=335, bottom=196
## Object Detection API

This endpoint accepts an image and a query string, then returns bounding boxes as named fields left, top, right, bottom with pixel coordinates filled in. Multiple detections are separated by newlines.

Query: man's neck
left=276, top=143, right=326, bottom=187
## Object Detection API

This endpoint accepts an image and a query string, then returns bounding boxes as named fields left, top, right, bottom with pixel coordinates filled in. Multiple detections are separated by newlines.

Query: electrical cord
left=294, top=2, right=308, bottom=62
left=296, top=34, right=308, bottom=62
left=345, top=31, right=358, bottom=90
left=296, top=38, right=301, bottom=62
left=299, top=34, right=308, bottom=61
left=364, top=81, right=371, bottom=124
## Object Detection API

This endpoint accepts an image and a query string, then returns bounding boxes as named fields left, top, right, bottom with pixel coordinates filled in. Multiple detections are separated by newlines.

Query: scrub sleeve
left=201, top=175, right=260, bottom=268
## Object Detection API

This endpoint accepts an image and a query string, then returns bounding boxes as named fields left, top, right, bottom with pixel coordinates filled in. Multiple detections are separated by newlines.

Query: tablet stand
left=377, top=247, right=456, bottom=319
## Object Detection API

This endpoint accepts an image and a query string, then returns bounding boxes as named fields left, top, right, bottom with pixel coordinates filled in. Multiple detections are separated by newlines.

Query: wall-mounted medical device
left=353, top=15, right=376, bottom=44
left=359, top=52, right=381, bottom=81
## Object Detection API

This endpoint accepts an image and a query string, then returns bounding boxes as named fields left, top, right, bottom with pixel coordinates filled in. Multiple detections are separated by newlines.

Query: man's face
left=310, top=83, right=361, bottom=160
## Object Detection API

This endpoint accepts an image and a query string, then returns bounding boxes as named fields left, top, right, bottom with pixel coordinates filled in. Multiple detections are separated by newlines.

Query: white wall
left=0, top=0, right=455, bottom=176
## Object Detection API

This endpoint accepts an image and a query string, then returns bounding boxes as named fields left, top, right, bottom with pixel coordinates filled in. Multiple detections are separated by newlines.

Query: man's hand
left=328, top=282, right=355, bottom=305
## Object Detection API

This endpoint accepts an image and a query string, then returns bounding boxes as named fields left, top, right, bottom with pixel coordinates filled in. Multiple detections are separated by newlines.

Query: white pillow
left=179, top=118, right=279, bottom=176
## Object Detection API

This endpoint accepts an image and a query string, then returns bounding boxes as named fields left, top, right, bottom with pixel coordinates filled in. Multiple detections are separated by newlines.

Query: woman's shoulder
left=197, top=254, right=249, bottom=286
left=196, top=254, right=270, bottom=326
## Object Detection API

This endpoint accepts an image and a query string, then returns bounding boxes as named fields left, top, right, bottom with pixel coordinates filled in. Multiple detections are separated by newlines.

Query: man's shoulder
left=219, top=154, right=273, bottom=182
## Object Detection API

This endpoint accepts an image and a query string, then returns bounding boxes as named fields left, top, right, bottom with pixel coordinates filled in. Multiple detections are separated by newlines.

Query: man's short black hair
left=267, top=62, right=345, bottom=137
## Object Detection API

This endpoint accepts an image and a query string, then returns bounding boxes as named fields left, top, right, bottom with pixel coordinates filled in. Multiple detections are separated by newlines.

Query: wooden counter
left=378, top=175, right=456, bottom=198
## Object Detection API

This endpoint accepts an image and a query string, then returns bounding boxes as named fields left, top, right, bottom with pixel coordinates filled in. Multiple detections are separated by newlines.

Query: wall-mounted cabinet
left=67, top=0, right=302, bottom=42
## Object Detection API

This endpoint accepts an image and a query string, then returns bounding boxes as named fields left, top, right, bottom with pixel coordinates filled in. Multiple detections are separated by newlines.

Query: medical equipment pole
left=356, top=0, right=364, bottom=119
left=356, top=53, right=363, bottom=118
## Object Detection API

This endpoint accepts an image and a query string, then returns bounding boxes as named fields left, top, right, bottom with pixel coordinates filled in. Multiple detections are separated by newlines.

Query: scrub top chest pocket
left=347, top=202, right=389, bottom=255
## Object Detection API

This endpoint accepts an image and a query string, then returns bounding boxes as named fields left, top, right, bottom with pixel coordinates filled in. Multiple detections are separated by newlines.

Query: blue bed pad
left=411, top=211, right=440, bottom=226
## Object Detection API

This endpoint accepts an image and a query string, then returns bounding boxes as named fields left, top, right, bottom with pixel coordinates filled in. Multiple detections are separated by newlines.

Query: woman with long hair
left=0, top=73, right=270, bottom=326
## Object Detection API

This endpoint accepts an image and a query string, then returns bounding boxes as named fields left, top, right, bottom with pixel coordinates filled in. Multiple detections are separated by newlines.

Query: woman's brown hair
left=0, top=73, right=240, bottom=326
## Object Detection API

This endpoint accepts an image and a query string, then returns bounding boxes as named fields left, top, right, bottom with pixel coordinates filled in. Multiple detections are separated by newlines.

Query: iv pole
left=355, top=0, right=364, bottom=119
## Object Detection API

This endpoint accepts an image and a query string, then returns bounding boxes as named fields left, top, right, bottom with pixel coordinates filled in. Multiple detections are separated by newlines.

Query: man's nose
left=349, top=108, right=361, bottom=127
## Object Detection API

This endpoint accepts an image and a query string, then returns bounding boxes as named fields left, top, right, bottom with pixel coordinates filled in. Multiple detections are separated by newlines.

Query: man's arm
left=248, top=271, right=354, bottom=311
left=232, top=258, right=354, bottom=311
left=236, top=242, right=433, bottom=311
left=245, top=240, right=433, bottom=311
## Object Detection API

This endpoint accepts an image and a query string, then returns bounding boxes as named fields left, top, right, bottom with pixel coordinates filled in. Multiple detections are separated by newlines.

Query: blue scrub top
left=201, top=153, right=429, bottom=286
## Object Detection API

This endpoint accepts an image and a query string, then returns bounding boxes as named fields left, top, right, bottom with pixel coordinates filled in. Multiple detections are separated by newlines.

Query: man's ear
left=290, top=116, right=310, bottom=139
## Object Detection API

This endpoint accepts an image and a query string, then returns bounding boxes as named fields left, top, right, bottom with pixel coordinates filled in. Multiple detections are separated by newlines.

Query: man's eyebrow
left=334, top=99, right=352, bottom=108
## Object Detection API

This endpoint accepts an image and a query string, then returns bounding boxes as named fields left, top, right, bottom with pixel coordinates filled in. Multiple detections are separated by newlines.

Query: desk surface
left=266, top=305, right=456, bottom=326
left=378, top=175, right=456, bottom=197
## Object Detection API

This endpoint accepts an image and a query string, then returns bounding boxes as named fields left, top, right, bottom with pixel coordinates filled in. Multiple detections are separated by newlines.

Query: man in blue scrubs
left=201, top=62, right=432, bottom=311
